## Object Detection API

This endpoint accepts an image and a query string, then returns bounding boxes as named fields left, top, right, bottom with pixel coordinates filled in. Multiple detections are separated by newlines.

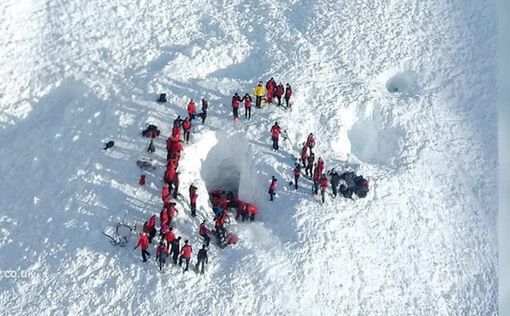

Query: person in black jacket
left=201, top=99, right=208, bottom=124
left=170, top=236, right=181, bottom=264
left=195, top=244, right=209, bottom=274
left=328, top=169, right=341, bottom=197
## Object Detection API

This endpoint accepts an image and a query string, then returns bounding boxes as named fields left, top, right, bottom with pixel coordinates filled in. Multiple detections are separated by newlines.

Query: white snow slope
left=0, top=0, right=497, bottom=315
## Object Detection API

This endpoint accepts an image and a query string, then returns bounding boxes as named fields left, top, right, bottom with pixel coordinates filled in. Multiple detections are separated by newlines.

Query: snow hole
left=200, top=133, right=255, bottom=198
left=385, top=71, right=417, bottom=94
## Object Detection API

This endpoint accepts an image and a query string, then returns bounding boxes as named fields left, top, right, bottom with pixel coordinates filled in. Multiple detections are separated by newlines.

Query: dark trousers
left=141, top=249, right=150, bottom=262
left=201, top=112, right=207, bottom=124
left=149, top=228, right=156, bottom=243
left=191, top=202, right=196, bottom=216
left=313, top=181, right=319, bottom=195
left=256, top=96, right=262, bottom=108
left=196, top=258, right=206, bottom=274
left=233, top=107, right=239, bottom=119
left=201, top=234, right=210, bottom=246
left=294, top=174, right=299, bottom=190
left=172, top=184, right=179, bottom=199
left=272, top=137, right=279, bottom=151
left=245, top=107, right=251, bottom=119
left=305, top=166, right=313, bottom=177
left=159, top=254, right=167, bottom=271
left=276, top=95, right=282, bottom=106
left=184, top=130, right=190, bottom=143
left=332, top=184, right=338, bottom=197
left=171, top=248, right=179, bottom=264
left=284, top=96, right=290, bottom=108
left=321, top=189, right=326, bottom=203
left=269, top=190, right=275, bottom=201
left=179, top=256, right=190, bottom=270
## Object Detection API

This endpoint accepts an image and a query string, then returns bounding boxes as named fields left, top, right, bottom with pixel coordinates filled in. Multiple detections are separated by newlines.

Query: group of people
left=229, top=78, right=293, bottom=121
left=267, top=131, right=370, bottom=204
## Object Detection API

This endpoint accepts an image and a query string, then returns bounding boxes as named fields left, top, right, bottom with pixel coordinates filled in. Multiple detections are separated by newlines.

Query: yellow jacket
left=253, top=85, right=266, bottom=97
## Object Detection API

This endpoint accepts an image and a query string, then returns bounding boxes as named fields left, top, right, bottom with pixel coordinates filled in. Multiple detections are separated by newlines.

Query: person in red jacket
left=306, top=133, right=315, bottom=153
left=293, top=163, right=301, bottom=190
left=274, top=82, right=285, bottom=106
left=312, top=165, right=321, bottom=195
left=172, top=126, right=181, bottom=141
left=268, top=176, right=277, bottom=201
left=241, top=93, right=252, bottom=119
left=199, top=220, right=211, bottom=246
left=284, top=83, right=292, bottom=108
left=270, top=122, right=282, bottom=151
left=246, top=203, right=258, bottom=221
left=266, top=77, right=276, bottom=103
left=235, top=199, right=247, bottom=221
left=138, top=174, right=146, bottom=186
left=232, top=93, right=241, bottom=121
left=164, top=227, right=176, bottom=245
left=160, top=206, right=170, bottom=227
left=156, top=240, right=169, bottom=272
left=162, top=183, right=171, bottom=206
left=189, top=184, right=198, bottom=216
left=134, top=233, right=150, bottom=262
left=143, top=215, right=157, bottom=243
left=187, top=99, right=196, bottom=119
left=317, top=157, right=325, bottom=175
left=319, top=174, right=329, bottom=203
left=215, top=210, right=229, bottom=240
left=300, top=142, right=309, bottom=168
left=167, top=202, right=178, bottom=222
left=179, top=240, right=193, bottom=271
left=182, top=117, right=192, bottom=144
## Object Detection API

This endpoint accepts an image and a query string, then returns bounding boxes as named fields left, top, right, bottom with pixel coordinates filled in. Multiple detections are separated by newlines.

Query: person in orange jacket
left=179, top=240, right=193, bottom=271
left=319, top=174, right=329, bottom=203
left=134, top=232, right=150, bottom=262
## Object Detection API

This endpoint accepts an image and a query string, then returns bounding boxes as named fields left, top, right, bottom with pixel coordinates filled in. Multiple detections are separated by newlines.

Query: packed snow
left=0, top=0, right=497, bottom=315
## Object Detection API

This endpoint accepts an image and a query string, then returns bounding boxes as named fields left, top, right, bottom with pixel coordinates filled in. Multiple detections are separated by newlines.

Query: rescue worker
left=134, top=232, right=150, bottom=262
left=199, top=220, right=211, bottom=247
left=187, top=99, right=196, bottom=119
left=319, top=174, right=329, bottom=203
left=253, top=81, right=266, bottom=108
left=195, top=244, right=208, bottom=274
left=182, top=117, right=192, bottom=144
left=179, top=240, right=193, bottom=271
left=284, top=83, right=292, bottom=108
left=293, top=163, right=301, bottom=190
left=155, top=240, right=169, bottom=272
left=268, top=176, right=277, bottom=201
left=305, top=152, right=315, bottom=178
left=274, top=82, right=285, bottom=106
left=270, top=122, right=282, bottom=151
left=241, top=93, right=252, bottom=119
left=189, top=184, right=198, bottom=217
left=266, top=77, right=276, bottom=103
left=232, top=93, right=241, bottom=121
left=170, top=236, right=182, bottom=264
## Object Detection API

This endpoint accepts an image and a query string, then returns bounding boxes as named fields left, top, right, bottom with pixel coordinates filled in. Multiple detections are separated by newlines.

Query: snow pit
left=348, top=117, right=405, bottom=167
left=385, top=71, right=417, bottom=94
left=200, top=133, right=255, bottom=198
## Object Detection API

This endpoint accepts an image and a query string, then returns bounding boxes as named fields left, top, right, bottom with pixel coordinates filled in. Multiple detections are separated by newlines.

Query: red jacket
left=313, top=167, right=321, bottom=181
left=135, top=234, right=149, bottom=250
left=285, top=85, right=292, bottom=98
left=306, top=135, right=315, bottom=148
left=189, top=188, right=198, bottom=203
left=320, top=177, right=329, bottom=189
left=171, top=141, right=183, bottom=155
left=271, top=125, right=281, bottom=138
left=246, top=204, right=258, bottom=216
left=182, top=119, right=191, bottom=132
left=180, top=244, right=192, bottom=258
left=199, top=223, right=211, bottom=236
left=167, top=204, right=177, bottom=218
left=162, top=186, right=170, bottom=203
left=243, top=95, right=252, bottom=108
left=172, top=127, right=181, bottom=140
left=156, top=244, right=168, bottom=257
left=147, top=215, right=156, bottom=230
left=187, top=102, right=196, bottom=115
left=232, top=95, right=241, bottom=108
left=317, top=159, right=325, bottom=174
left=164, top=230, right=175, bottom=244
left=165, top=166, right=176, bottom=184
left=300, top=144, right=309, bottom=159
left=275, top=84, right=284, bottom=97
left=139, top=175, right=146, bottom=186
left=160, top=208, right=169, bottom=225
left=269, top=179, right=277, bottom=191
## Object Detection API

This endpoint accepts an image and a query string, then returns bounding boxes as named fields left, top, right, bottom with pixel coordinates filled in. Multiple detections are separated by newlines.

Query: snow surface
left=0, top=0, right=497, bottom=315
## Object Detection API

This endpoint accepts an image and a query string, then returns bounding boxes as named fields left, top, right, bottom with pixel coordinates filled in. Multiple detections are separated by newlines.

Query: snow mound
left=385, top=70, right=417, bottom=95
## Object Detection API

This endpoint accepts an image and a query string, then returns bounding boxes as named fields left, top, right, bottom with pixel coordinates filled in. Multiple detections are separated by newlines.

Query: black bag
left=157, top=93, right=167, bottom=102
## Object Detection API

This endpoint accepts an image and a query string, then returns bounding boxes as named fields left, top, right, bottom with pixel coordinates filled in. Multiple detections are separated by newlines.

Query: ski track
left=0, top=0, right=497, bottom=315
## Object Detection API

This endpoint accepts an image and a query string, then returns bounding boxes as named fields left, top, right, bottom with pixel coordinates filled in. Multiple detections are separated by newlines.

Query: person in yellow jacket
left=253, top=81, right=266, bottom=108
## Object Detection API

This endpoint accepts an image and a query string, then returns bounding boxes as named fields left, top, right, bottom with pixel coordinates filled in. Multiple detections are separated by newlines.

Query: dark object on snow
left=147, top=140, right=156, bottom=153
left=142, top=124, right=160, bottom=138
left=339, top=172, right=369, bottom=198
left=339, top=184, right=353, bottom=199
left=104, top=140, right=115, bottom=150
left=157, top=93, right=167, bottom=103
left=137, top=159, right=156, bottom=170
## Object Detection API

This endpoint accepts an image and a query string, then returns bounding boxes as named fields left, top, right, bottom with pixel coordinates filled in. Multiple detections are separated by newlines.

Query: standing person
left=173, top=115, right=183, bottom=129
left=164, top=227, right=176, bottom=246
left=160, top=206, right=170, bottom=228
left=187, top=99, right=197, bottom=119
left=274, top=82, right=285, bottom=106
left=293, top=163, right=301, bottom=190
left=253, top=81, right=266, bottom=108
left=316, top=157, right=325, bottom=175
left=300, top=142, right=309, bottom=168
left=319, top=174, right=329, bottom=203
left=189, top=184, right=198, bottom=216
left=232, top=93, right=241, bottom=121
left=199, top=220, right=211, bottom=246
left=270, top=122, right=282, bottom=151
left=143, top=215, right=157, bottom=244
left=134, top=233, right=150, bottom=262
left=268, top=176, right=277, bottom=201
left=139, top=174, right=146, bottom=186
left=172, top=171, right=180, bottom=199
left=328, top=169, right=341, bottom=198
left=241, top=93, right=252, bottom=119
left=246, top=203, right=258, bottom=221
left=182, top=117, right=192, bottom=144
left=170, top=236, right=181, bottom=264
left=156, top=240, right=169, bottom=272
left=195, top=244, right=208, bottom=274
left=306, top=152, right=315, bottom=178
left=266, top=77, right=276, bottom=103
left=179, top=240, right=193, bottom=271
left=201, top=98, right=208, bottom=124
left=312, top=165, right=321, bottom=195
left=284, top=83, right=292, bottom=108
left=215, top=211, right=229, bottom=241
left=162, top=183, right=171, bottom=206
left=306, top=133, right=315, bottom=154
